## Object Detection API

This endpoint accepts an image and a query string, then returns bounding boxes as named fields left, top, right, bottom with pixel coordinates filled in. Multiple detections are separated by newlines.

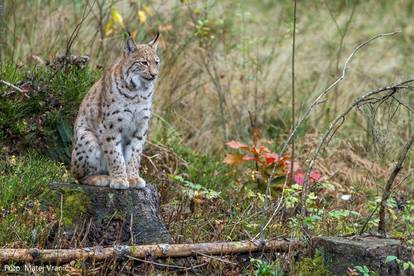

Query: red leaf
left=226, top=140, right=249, bottom=150
left=293, top=171, right=305, bottom=185
left=251, top=145, right=270, bottom=155
left=310, top=171, right=322, bottom=182
left=263, top=152, right=279, bottom=165
left=293, top=171, right=323, bottom=185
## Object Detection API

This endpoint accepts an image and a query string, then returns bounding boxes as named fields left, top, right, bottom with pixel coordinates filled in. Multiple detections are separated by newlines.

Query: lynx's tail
left=80, top=175, right=111, bottom=187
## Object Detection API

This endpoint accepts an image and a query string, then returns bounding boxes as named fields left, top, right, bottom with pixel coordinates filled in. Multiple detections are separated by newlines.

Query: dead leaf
left=223, top=154, right=245, bottom=166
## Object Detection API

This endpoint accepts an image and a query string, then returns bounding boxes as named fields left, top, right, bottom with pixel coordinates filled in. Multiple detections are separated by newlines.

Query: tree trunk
left=49, top=182, right=170, bottom=246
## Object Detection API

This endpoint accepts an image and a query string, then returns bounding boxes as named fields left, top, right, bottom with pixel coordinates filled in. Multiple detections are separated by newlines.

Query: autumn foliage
left=223, top=140, right=322, bottom=188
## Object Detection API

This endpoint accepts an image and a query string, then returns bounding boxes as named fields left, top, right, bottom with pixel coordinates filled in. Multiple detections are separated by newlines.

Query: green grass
left=0, top=153, right=65, bottom=247
left=173, top=143, right=234, bottom=192
left=0, top=153, right=65, bottom=208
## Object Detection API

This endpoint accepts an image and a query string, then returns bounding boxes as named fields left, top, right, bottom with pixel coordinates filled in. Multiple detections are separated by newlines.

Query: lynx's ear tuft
left=124, top=35, right=137, bottom=55
left=148, top=31, right=160, bottom=50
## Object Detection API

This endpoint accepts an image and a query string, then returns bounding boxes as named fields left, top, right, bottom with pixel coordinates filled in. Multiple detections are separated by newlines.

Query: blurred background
left=2, top=0, right=414, bottom=185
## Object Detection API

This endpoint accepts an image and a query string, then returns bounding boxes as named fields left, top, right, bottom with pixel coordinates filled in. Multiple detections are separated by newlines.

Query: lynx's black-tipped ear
left=124, top=34, right=137, bottom=54
left=148, top=31, right=160, bottom=50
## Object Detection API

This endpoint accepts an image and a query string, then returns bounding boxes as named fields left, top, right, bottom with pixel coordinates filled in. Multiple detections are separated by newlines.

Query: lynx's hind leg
left=72, top=128, right=108, bottom=181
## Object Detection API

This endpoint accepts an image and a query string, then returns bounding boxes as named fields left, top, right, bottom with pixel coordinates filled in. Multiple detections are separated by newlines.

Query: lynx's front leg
left=101, top=131, right=130, bottom=189
left=124, top=129, right=147, bottom=189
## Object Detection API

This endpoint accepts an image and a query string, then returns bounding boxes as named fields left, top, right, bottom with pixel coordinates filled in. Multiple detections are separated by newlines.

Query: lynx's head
left=121, top=33, right=160, bottom=90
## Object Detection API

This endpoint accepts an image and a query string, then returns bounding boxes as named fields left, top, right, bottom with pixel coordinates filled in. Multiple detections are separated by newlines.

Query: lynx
left=71, top=33, right=160, bottom=189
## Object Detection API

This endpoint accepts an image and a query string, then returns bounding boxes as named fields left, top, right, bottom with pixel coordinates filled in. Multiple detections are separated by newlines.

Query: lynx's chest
left=110, top=95, right=152, bottom=137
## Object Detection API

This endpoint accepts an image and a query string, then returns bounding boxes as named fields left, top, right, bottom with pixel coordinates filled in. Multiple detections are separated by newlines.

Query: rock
left=312, top=236, right=413, bottom=275
left=49, top=182, right=170, bottom=246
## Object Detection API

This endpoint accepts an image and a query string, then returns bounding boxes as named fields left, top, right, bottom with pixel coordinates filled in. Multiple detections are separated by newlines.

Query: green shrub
left=0, top=63, right=101, bottom=164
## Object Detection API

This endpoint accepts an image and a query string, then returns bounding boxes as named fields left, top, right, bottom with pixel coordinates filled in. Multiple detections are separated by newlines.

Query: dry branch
left=378, top=133, right=414, bottom=234
left=0, top=239, right=303, bottom=264
left=279, top=31, right=400, bottom=157
left=260, top=31, right=401, bottom=240
left=301, top=79, right=414, bottom=236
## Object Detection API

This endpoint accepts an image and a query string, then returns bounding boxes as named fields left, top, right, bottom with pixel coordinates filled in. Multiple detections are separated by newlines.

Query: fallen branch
left=378, top=133, right=414, bottom=234
left=0, top=239, right=303, bottom=264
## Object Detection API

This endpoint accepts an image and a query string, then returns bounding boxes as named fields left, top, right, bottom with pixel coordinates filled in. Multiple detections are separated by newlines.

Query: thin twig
left=128, top=255, right=186, bottom=269
left=378, top=133, right=414, bottom=234
left=290, top=0, right=297, bottom=186
left=261, top=30, right=400, bottom=241
left=57, top=194, right=63, bottom=242
left=193, top=251, right=237, bottom=265
left=280, top=31, right=400, bottom=157
left=359, top=203, right=379, bottom=235
left=130, top=214, right=134, bottom=244
left=324, top=0, right=356, bottom=113
left=263, top=32, right=401, bottom=210
left=301, top=79, right=414, bottom=237
left=79, top=218, right=92, bottom=246
left=65, top=0, right=96, bottom=57
left=0, top=79, right=24, bottom=93
left=253, top=177, right=288, bottom=240
left=260, top=0, right=297, bottom=242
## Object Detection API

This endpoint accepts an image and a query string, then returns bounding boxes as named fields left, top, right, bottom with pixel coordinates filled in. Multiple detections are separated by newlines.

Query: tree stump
left=49, top=182, right=170, bottom=247
left=312, top=236, right=413, bottom=275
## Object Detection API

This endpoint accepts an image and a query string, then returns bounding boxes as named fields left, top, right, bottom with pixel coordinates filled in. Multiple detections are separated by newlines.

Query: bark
left=49, top=182, right=170, bottom=246
left=0, top=239, right=304, bottom=264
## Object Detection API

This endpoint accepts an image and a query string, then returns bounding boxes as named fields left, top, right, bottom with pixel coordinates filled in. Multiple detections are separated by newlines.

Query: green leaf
left=403, top=261, right=414, bottom=271
left=385, top=255, right=398, bottom=263
left=403, top=262, right=409, bottom=271
left=355, top=265, right=370, bottom=274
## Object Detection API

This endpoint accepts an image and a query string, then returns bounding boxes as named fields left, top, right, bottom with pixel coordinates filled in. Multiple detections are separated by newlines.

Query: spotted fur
left=71, top=33, right=160, bottom=189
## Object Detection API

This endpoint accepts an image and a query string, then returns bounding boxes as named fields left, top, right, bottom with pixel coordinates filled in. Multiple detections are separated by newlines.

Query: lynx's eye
left=140, top=60, right=148, bottom=66
left=155, top=60, right=160, bottom=65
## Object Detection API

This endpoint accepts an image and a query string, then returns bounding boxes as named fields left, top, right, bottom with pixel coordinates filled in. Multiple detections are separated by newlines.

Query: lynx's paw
left=109, top=177, right=130, bottom=189
left=128, top=176, right=146, bottom=189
